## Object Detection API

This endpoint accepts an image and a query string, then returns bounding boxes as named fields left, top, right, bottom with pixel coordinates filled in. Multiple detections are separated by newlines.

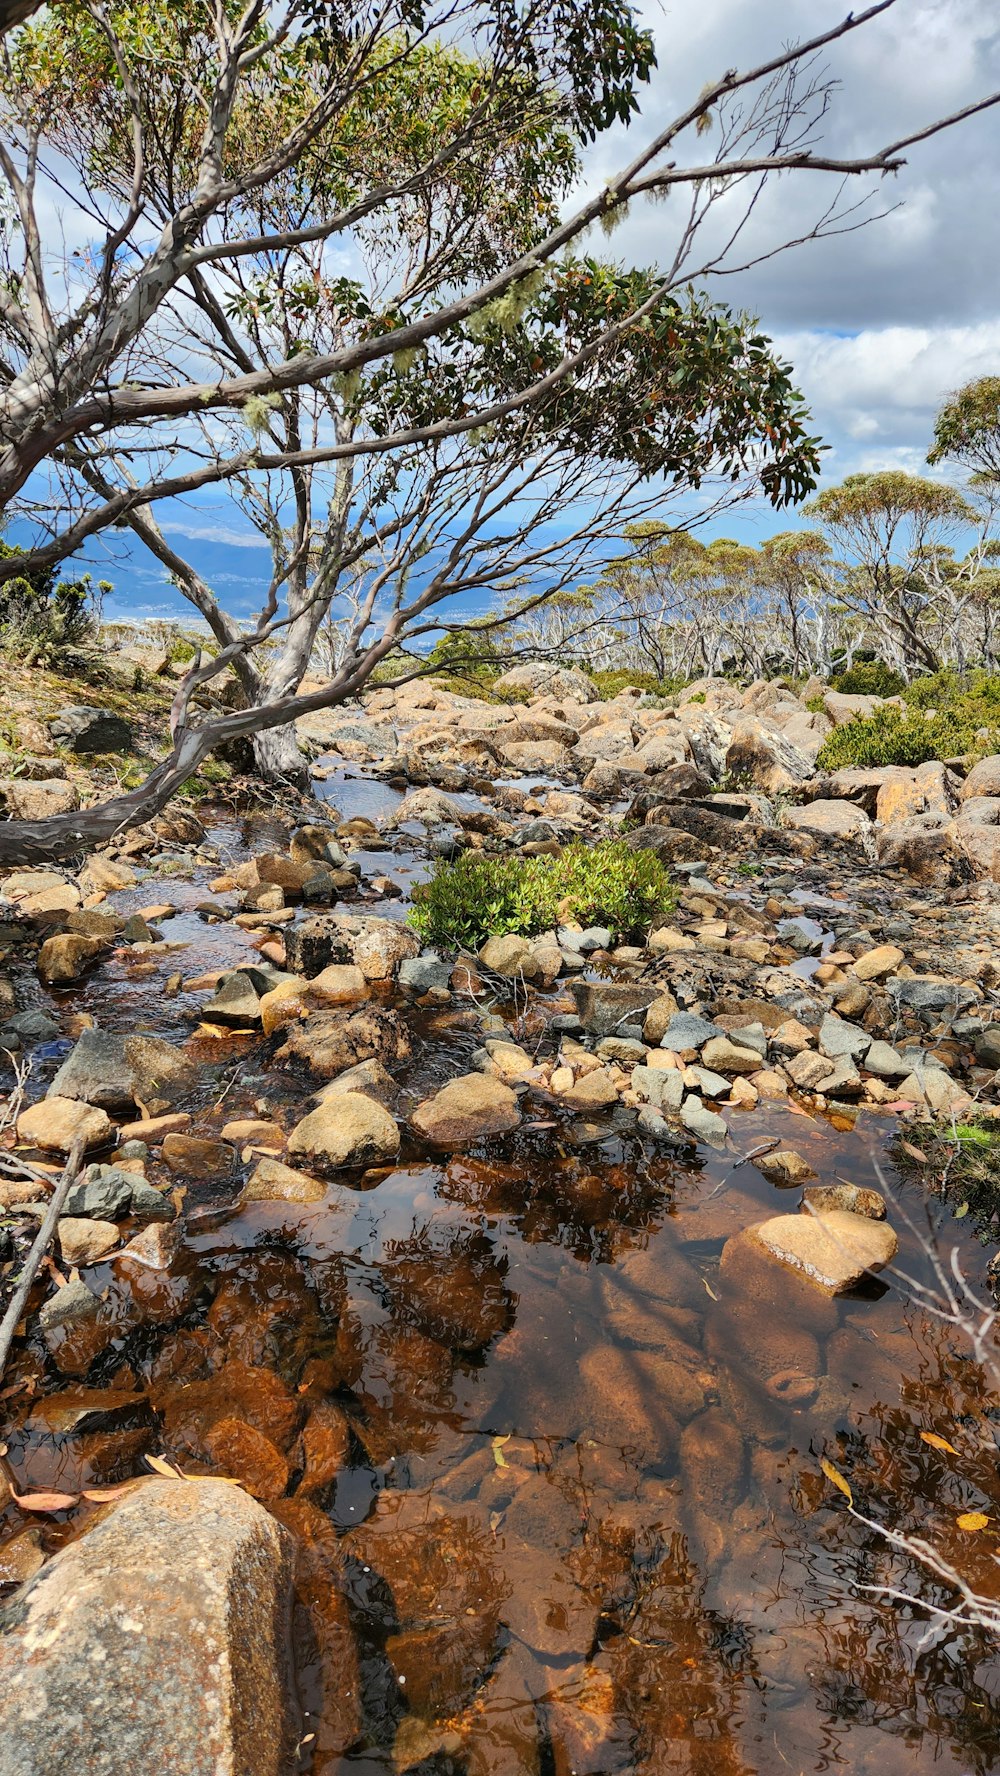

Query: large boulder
left=285, top=913, right=420, bottom=981
left=822, top=690, right=893, bottom=726
left=492, top=662, right=597, bottom=703
left=949, top=797, right=1000, bottom=879
left=875, top=760, right=960, bottom=827
left=573, top=720, right=638, bottom=763
left=277, top=1006, right=411, bottom=1078
left=783, top=799, right=871, bottom=841
left=48, top=704, right=132, bottom=754
left=0, top=1478, right=296, bottom=1776
left=725, top=716, right=813, bottom=793
left=958, top=755, right=1000, bottom=801
left=288, top=1092, right=400, bottom=1169
left=748, top=1210, right=897, bottom=1294
left=0, top=778, right=81, bottom=820
left=875, top=813, right=959, bottom=886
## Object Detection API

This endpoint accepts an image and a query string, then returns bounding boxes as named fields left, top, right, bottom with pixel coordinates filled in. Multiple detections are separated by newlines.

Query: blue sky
left=20, top=0, right=1000, bottom=630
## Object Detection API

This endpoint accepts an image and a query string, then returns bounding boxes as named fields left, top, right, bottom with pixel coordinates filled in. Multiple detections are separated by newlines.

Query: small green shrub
left=832, top=660, right=906, bottom=697
left=409, top=840, right=676, bottom=949
left=686, top=690, right=706, bottom=705
left=815, top=705, right=990, bottom=771
left=804, top=693, right=826, bottom=713
left=0, top=541, right=107, bottom=666
left=590, top=669, right=687, bottom=700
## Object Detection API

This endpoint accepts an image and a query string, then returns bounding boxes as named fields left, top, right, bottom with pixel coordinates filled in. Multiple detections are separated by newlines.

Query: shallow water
left=3, top=784, right=1000, bottom=1776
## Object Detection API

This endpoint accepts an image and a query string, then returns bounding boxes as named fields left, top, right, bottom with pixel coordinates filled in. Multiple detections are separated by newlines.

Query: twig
left=0, top=1133, right=87, bottom=1383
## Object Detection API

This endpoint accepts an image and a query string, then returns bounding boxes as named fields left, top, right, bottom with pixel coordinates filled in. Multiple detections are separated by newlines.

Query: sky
left=48, top=0, right=1000, bottom=627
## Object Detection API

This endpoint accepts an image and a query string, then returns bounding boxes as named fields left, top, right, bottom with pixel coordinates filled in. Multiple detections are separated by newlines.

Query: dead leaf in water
left=81, top=1485, right=138, bottom=1502
left=920, top=1432, right=959, bottom=1456
left=12, top=1488, right=79, bottom=1513
left=899, top=1141, right=929, bottom=1165
left=954, top=1203, right=970, bottom=1219
left=957, top=1512, right=990, bottom=1532
left=700, top=1277, right=718, bottom=1301
left=491, top=1435, right=511, bottom=1469
left=820, top=1457, right=853, bottom=1506
left=145, top=1453, right=187, bottom=1480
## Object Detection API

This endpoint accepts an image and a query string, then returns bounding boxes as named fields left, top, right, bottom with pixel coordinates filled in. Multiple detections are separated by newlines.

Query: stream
left=2, top=762, right=999, bottom=1775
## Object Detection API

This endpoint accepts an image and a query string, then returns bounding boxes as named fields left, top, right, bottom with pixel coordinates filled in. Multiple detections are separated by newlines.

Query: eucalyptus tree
left=0, top=0, right=996, bottom=854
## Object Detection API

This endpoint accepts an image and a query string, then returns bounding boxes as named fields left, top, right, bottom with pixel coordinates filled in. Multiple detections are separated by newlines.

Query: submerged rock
left=0, top=1478, right=296, bottom=1776
left=749, top=1209, right=897, bottom=1294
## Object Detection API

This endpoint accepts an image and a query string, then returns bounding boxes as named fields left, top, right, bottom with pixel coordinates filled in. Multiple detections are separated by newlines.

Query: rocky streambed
left=1, top=696, right=1000, bottom=1774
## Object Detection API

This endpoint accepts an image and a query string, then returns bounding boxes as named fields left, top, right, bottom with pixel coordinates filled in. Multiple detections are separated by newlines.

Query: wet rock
left=160, top=1133, right=235, bottom=1180
left=2, top=1007, right=60, bottom=1045
left=203, top=965, right=295, bottom=1026
left=49, top=704, right=133, bottom=752
left=203, top=1417, right=291, bottom=1500
left=679, top=1095, right=727, bottom=1145
left=38, top=1276, right=101, bottom=1334
left=0, top=1478, right=296, bottom=1776
left=37, top=932, right=108, bottom=984
left=679, top=1412, right=746, bottom=1572
left=751, top=1148, right=815, bottom=1185
left=297, top=1401, right=350, bottom=1498
left=399, top=952, right=452, bottom=993
left=577, top=1345, right=685, bottom=1467
left=307, top=962, right=369, bottom=1005
left=312, top=1057, right=398, bottom=1106
left=288, top=1092, right=400, bottom=1170
left=64, top=1164, right=135, bottom=1219
left=285, top=912, right=420, bottom=981
left=750, top=1209, right=897, bottom=1293
left=0, top=1528, right=45, bottom=1586
left=802, top=1183, right=886, bottom=1220
left=239, top=1157, right=327, bottom=1205
left=569, top=981, right=660, bottom=1037
left=412, top=1074, right=521, bottom=1145
left=278, top=1005, right=410, bottom=1078
left=118, top=1221, right=180, bottom=1269
left=18, top=1097, right=113, bottom=1153
left=48, top=1030, right=193, bottom=1112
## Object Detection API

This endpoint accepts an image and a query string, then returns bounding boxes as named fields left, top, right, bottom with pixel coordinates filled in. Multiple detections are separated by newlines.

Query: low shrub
left=409, top=840, right=675, bottom=949
left=831, top=660, right=906, bottom=697
left=0, top=541, right=107, bottom=666
left=589, top=669, right=687, bottom=700
left=816, top=704, right=994, bottom=771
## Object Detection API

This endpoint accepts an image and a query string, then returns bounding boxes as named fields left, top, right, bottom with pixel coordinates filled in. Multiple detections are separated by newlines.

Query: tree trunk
left=252, top=720, right=310, bottom=788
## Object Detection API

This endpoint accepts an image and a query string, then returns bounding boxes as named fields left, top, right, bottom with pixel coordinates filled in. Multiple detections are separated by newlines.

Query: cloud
left=158, top=520, right=269, bottom=549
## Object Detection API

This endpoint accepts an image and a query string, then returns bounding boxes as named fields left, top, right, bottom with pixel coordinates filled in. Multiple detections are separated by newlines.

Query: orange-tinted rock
left=203, top=1417, right=291, bottom=1500
left=155, top=1359, right=304, bottom=1457
left=161, top=1133, right=234, bottom=1179
left=297, top=1402, right=350, bottom=1498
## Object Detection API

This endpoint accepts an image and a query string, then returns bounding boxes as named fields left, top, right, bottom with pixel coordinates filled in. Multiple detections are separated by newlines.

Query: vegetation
left=0, top=543, right=108, bottom=667
left=816, top=671, right=1000, bottom=770
left=409, top=841, right=675, bottom=949
left=831, top=660, right=906, bottom=698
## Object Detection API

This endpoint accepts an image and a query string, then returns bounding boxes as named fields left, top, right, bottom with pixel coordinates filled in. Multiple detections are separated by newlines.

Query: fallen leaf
left=81, top=1484, right=138, bottom=1502
left=701, top=1276, right=719, bottom=1301
left=145, top=1453, right=187, bottom=1480
left=786, top=1103, right=812, bottom=1119
left=492, top=1434, right=511, bottom=1469
left=820, top=1457, right=853, bottom=1507
left=920, top=1431, right=959, bottom=1456
left=195, top=1022, right=234, bottom=1039
left=899, top=1140, right=929, bottom=1164
left=954, top=1203, right=970, bottom=1219
left=12, top=1488, right=79, bottom=1512
left=957, top=1511, right=990, bottom=1532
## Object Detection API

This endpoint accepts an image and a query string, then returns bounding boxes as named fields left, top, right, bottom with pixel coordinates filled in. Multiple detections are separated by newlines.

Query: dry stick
left=0, top=1132, right=87, bottom=1383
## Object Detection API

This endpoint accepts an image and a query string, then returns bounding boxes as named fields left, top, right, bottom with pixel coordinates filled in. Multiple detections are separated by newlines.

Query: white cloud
left=159, top=520, right=269, bottom=549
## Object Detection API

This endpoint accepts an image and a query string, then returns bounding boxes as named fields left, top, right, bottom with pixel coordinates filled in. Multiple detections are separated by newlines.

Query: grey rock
left=817, top=1055, right=862, bottom=1095
left=659, top=1012, right=720, bottom=1052
left=64, top=1165, right=136, bottom=1220
left=3, top=1008, right=59, bottom=1043
left=886, top=976, right=979, bottom=1021
left=569, top=981, right=661, bottom=1037
left=126, top=1179, right=175, bottom=1221
left=631, top=1066, right=685, bottom=1111
left=577, top=927, right=614, bottom=953
left=863, top=1040, right=911, bottom=1079
left=727, top=1022, right=768, bottom=1057
left=777, top=917, right=824, bottom=955
left=48, top=704, right=132, bottom=754
left=690, top=1066, right=730, bottom=1099
left=0, top=1479, right=296, bottom=1776
left=679, top=1094, right=728, bottom=1146
left=818, top=1014, right=872, bottom=1062
left=974, top=1025, right=1000, bottom=1069
left=636, top=1105, right=687, bottom=1144
left=37, top=1276, right=100, bottom=1332
left=550, top=1014, right=583, bottom=1034
left=398, top=953, right=452, bottom=993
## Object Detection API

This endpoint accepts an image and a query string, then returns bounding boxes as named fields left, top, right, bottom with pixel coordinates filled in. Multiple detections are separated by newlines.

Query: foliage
left=815, top=673, right=1000, bottom=769
left=928, top=375, right=1000, bottom=481
left=0, top=542, right=106, bottom=665
left=831, top=660, right=906, bottom=697
left=427, top=623, right=507, bottom=680
left=590, top=668, right=680, bottom=698
left=409, top=840, right=675, bottom=947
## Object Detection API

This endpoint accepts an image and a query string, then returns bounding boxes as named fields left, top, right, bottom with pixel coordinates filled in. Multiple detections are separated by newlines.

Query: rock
left=784, top=799, right=871, bottom=840
left=57, top=1217, right=120, bottom=1265
left=399, top=953, right=452, bottom=993
left=37, top=933, right=108, bottom=984
left=79, top=854, right=138, bottom=893
left=493, top=661, right=597, bottom=701
left=658, top=1012, right=720, bottom=1054
left=974, top=1026, right=1000, bottom=1069
left=802, top=1183, right=886, bottom=1220
left=48, top=704, right=133, bottom=753
left=239, top=1158, right=327, bottom=1205
left=851, top=943, right=904, bottom=982
left=569, top=981, right=660, bottom=1037
left=750, top=1209, right=897, bottom=1293
left=959, top=754, right=1000, bottom=801
left=785, top=1049, right=837, bottom=1092
left=679, top=1095, right=727, bottom=1145
left=556, top=1067, right=619, bottom=1111
left=876, top=761, right=959, bottom=826
left=700, top=1035, right=763, bottom=1076
left=160, top=1134, right=234, bottom=1180
left=0, top=1478, right=295, bottom=1775
left=896, top=1065, right=971, bottom=1114
left=64, top=1165, right=135, bottom=1219
left=18, top=1098, right=113, bottom=1153
left=876, top=815, right=956, bottom=886
left=862, top=1040, right=910, bottom=1080
left=38, top=1275, right=101, bottom=1332
left=203, top=965, right=294, bottom=1027
left=285, top=912, right=420, bottom=981
left=818, top=1013, right=871, bottom=1062
left=312, top=1058, right=398, bottom=1107
left=48, top=1030, right=193, bottom=1112
left=277, top=1006, right=410, bottom=1078
left=411, top=1074, right=521, bottom=1145
left=886, top=976, right=978, bottom=1021
left=479, top=934, right=534, bottom=976
left=307, top=963, right=369, bottom=1005
left=752, top=1149, right=815, bottom=1185
left=287, top=1093, right=400, bottom=1170
left=631, top=1066, right=685, bottom=1111
left=725, top=715, right=812, bottom=793
left=0, top=777, right=80, bottom=819
left=823, top=690, right=890, bottom=725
